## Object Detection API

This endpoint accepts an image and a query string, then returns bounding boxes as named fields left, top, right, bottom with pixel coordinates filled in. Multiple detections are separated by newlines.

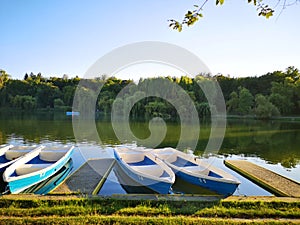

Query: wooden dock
left=225, top=160, right=300, bottom=197
left=52, top=158, right=115, bottom=195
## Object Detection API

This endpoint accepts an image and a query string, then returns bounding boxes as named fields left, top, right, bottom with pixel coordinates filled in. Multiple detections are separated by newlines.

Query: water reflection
left=222, top=120, right=300, bottom=168
left=0, top=112, right=300, bottom=169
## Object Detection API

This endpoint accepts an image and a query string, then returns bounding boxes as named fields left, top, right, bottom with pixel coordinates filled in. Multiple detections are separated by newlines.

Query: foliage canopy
left=0, top=66, right=299, bottom=119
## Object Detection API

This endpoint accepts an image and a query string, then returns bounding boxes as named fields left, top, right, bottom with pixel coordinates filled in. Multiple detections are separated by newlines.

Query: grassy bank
left=0, top=195, right=299, bottom=224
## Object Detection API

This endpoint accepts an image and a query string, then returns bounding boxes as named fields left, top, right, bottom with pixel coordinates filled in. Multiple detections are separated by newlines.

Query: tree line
left=0, top=66, right=299, bottom=119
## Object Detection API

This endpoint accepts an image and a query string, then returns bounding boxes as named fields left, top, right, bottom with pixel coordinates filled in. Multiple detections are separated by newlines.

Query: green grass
left=1, top=216, right=298, bottom=225
left=0, top=195, right=299, bottom=224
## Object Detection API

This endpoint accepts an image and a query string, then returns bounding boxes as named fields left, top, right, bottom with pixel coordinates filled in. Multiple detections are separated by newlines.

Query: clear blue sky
left=1, top=0, right=300, bottom=79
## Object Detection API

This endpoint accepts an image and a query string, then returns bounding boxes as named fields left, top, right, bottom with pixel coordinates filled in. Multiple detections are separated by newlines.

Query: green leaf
left=265, top=11, right=273, bottom=19
left=216, top=0, right=224, bottom=5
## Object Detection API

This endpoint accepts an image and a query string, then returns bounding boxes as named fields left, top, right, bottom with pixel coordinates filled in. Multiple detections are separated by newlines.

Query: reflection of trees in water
left=221, top=120, right=300, bottom=168
left=0, top=130, right=7, bottom=145
left=0, top=113, right=75, bottom=144
left=252, top=122, right=280, bottom=145
left=1, top=113, right=300, bottom=168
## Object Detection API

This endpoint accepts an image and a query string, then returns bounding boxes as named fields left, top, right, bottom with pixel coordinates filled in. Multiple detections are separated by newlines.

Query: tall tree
left=255, top=94, right=280, bottom=119
left=269, top=78, right=295, bottom=115
left=227, top=91, right=239, bottom=114
left=295, top=79, right=300, bottom=113
left=238, top=87, right=254, bottom=115
left=0, top=70, right=10, bottom=89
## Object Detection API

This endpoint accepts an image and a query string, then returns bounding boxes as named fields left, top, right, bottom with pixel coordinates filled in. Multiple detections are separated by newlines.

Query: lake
left=0, top=111, right=299, bottom=196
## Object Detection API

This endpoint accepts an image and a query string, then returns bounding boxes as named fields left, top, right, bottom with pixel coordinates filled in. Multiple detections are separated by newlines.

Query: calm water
left=0, top=112, right=299, bottom=196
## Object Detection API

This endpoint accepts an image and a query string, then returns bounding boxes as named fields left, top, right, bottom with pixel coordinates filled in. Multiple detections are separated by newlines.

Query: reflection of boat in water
left=172, top=176, right=219, bottom=195
left=152, top=147, right=240, bottom=196
left=3, top=145, right=74, bottom=194
left=21, top=158, right=73, bottom=194
left=113, top=147, right=175, bottom=194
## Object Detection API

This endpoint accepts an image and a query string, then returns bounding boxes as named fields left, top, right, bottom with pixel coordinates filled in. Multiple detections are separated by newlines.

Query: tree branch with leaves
left=169, top=0, right=299, bottom=32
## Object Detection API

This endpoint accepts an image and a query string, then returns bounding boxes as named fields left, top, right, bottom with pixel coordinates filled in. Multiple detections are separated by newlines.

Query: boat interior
left=39, top=149, right=68, bottom=162
left=4, top=148, right=34, bottom=161
left=12, top=147, right=70, bottom=176
left=130, top=165, right=169, bottom=178
left=16, top=163, right=51, bottom=176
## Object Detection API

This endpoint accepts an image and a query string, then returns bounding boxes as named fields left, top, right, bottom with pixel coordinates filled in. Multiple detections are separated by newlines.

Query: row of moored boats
left=113, top=146, right=240, bottom=196
left=0, top=144, right=241, bottom=196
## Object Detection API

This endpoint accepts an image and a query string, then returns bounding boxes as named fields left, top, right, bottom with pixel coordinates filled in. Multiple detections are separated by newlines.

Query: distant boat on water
left=66, top=111, right=80, bottom=116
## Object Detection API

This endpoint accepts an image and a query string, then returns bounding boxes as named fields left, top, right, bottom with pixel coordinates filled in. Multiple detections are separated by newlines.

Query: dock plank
left=225, top=160, right=300, bottom=197
left=52, top=158, right=115, bottom=195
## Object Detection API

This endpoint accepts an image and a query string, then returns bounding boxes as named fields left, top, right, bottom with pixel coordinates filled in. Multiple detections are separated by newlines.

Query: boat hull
left=21, top=158, right=73, bottom=195
left=114, top=163, right=159, bottom=194
left=173, top=168, right=239, bottom=196
left=116, top=160, right=172, bottom=194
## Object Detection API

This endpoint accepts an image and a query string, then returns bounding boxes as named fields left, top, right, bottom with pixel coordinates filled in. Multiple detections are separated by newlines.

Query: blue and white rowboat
left=113, top=146, right=175, bottom=194
left=152, top=147, right=241, bottom=196
left=3, top=145, right=74, bottom=194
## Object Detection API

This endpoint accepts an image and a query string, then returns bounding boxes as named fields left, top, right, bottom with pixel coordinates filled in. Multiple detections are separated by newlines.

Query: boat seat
left=171, top=157, right=198, bottom=167
left=131, top=165, right=164, bottom=177
left=39, top=150, right=67, bottom=162
left=120, top=153, right=145, bottom=164
left=183, top=166, right=210, bottom=176
left=15, top=163, right=52, bottom=176
left=5, top=150, right=32, bottom=161
left=154, top=152, right=177, bottom=162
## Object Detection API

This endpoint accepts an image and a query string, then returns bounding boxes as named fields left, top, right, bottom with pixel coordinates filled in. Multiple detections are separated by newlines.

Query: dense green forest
left=0, top=66, right=299, bottom=119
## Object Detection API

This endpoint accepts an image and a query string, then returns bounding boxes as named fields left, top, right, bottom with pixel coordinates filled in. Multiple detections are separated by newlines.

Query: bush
left=54, top=98, right=65, bottom=108
left=255, top=94, right=280, bottom=119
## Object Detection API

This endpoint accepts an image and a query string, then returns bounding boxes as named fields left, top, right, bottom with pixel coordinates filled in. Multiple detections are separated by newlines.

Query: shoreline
left=0, top=194, right=299, bottom=224
left=226, top=114, right=300, bottom=121
left=1, top=109, right=300, bottom=122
